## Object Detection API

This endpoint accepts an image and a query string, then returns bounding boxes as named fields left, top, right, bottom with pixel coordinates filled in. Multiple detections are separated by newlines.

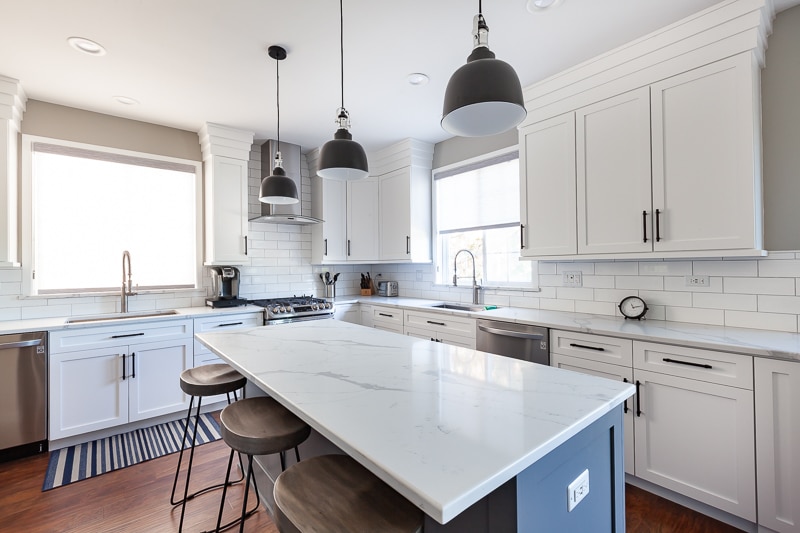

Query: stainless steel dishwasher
left=0, top=331, right=48, bottom=461
left=476, top=319, right=549, bottom=365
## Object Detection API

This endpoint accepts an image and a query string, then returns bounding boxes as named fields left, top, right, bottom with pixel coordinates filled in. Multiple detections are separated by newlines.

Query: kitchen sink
left=66, top=309, right=180, bottom=324
left=429, top=303, right=497, bottom=312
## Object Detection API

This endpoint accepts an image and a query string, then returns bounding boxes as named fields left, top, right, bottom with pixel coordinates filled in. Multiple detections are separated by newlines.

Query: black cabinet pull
left=662, top=357, right=712, bottom=369
left=131, top=352, right=136, bottom=379
left=406, top=236, right=410, bottom=254
left=635, top=380, right=642, bottom=417
left=111, top=332, right=145, bottom=339
left=378, top=313, right=393, bottom=318
left=642, top=211, right=648, bottom=243
left=427, top=320, right=446, bottom=326
left=244, top=235, right=248, bottom=255
left=324, top=238, right=328, bottom=256
left=347, top=240, right=351, bottom=256
left=217, top=322, right=244, bottom=328
left=655, top=208, right=662, bottom=242
left=430, top=337, right=435, bottom=342
left=623, top=377, right=629, bottom=414
left=122, top=354, right=126, bottom=381
left=569, top=343, right=605, bottom=352
left=520, top=224, right=525, bottom=249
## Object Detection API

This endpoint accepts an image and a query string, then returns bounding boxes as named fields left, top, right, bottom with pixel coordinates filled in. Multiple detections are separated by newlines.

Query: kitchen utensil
left=333, top=273, right=340, bottom=283
left=324, top=272, right=331, bottom=285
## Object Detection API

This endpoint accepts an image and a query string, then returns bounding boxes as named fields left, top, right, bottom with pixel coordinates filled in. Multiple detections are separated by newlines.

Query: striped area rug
left=43, top=413, right=221, bottom=491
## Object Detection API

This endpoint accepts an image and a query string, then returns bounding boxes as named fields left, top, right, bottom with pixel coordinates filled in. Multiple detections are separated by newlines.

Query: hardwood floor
left=0, top=429, right=742, bottom=532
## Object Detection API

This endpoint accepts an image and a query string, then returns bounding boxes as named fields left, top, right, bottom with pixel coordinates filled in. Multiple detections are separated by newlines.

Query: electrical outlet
left=563, top=271, right=583, bottom=288
left=567, top=469, right=590, bottom=512
left=685, top=275, right=710, bottom=287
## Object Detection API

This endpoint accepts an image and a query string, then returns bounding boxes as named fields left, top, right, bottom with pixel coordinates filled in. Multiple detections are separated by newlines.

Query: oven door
left=265, top=313, right=334, bottom=326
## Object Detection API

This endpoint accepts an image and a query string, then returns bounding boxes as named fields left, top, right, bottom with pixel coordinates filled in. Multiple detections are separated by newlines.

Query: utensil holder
left=360, top=288, right=371, bottom=296
left=325, top=284, right=336, bottom=299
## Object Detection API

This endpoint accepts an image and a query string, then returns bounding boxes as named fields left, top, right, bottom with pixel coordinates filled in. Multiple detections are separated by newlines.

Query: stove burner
left=248, top=295, right=334, bottom=323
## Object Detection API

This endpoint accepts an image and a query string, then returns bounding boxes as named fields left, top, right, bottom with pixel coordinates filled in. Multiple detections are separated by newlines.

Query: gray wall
left=762, top=4, right=800, bottom=251
left=20, top=100, right=202, bottom=161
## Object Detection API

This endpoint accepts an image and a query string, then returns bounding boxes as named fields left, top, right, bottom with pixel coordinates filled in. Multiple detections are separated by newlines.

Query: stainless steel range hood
left=249, top=139, right=322, bottom=225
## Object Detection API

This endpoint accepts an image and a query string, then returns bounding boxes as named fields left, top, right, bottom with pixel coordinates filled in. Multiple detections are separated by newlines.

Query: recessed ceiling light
left=67, top=36, right=106, bottom=56
left=113, top=96, right=139, bottom=106
left=407, top=73, right=429, bottom=86
left=527, top=0, right=563, bottom=12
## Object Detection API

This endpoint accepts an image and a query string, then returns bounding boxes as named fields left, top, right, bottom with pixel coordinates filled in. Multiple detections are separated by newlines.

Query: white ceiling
left=1, top=0, right=797, bottom=153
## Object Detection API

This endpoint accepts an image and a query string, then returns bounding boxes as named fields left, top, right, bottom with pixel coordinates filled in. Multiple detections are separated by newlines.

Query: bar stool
left=213, top=396, right=311, bottom=533
left=273, top=454, right=424, bottom=533
left=171, top=363, right=247, bottom=532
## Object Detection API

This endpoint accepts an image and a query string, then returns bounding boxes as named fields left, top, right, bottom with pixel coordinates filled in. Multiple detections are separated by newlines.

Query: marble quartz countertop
left=196, top=320, right=634, bottom=524
left=338, top=296, right=800, bottom=362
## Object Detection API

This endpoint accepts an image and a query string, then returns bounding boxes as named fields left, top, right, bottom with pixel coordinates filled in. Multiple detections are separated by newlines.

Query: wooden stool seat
left=220, top=396, right=311, bottom=457
left=274, top=454, right=424, bottom=533
left=179, top=364, right=247, bottom=397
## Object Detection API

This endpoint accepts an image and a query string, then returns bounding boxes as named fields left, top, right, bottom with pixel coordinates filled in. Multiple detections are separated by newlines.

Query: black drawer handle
left=112, top=332, right=145, bottom=339
left=520, top=224, right=525, bottom=249
left=122, top=354, right=126, bottom=381
left=569, top=343, right=605, bottom=352
left=623, top=377, right=629, bottom=414
left=378, top=313, right=393, bottom=318
left=324, top=238, right=328, bottom=256
left=662, top=357, right=712, bottom=369
left=426, top=320, right=445, bottom=326
left=655, top=208, right=662, bottom=242
left=636, top=380, right=642, bottom=417
left=642, top=210, right=648, bottom=243
left=131, top=352, right=136, bottom=379
left=406, top=236, right=410, bottom=254
left=217, top=322, right=244, bottom=328
left=244, top=235, right=248, bottom=255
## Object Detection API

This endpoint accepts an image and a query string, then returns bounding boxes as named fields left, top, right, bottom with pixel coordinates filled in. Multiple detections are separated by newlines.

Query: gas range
left=249, top=295, right=334, bottom=325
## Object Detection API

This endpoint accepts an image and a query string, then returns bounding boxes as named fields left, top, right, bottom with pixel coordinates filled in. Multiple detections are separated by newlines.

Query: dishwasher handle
left=0, top=339, right=43, bottom=350
left=478, top=324, right=544, bottom=340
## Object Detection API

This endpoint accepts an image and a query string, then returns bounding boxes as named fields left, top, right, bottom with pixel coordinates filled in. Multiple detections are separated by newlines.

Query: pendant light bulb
left=260, top=45, right=299, bottom=205
left=318, top=0, right=369, bottom=181
left=442, top=3, right=527, bottom=137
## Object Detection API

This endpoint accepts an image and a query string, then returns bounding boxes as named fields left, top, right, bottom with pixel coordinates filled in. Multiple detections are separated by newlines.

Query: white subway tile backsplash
left=692, top=293, right=757, bottom=311
left=758, top=295, right=800, bottom=315
left=581, top=276, right=615, bottom=289
left=693, top=260, right=758, bottom=277
left=537, top=263, right=557, bottom=275
left=725, top=310, right=798, bottom=333
left=538, top=275, right=563, bottom=287
left=638, top=290, right=692, bottom=307
left=724, top=277, right=795, bottom=295
left=0, top=270, right=22, bottom=282
left=574, top=300, right=616, bottom=316
left=595, top=262, right=638, bottom=276
left=556, top=263, right=595, bottom=275
left=509, top=296, right=539, bottom=309
left=758, top=260, right=800, bottom=278
left=638, top=261, right=692, bottom=276
left=593, top=288, right=636, bottom=303
left=556, top=287, right=594, bottom=301
left=663, top=276, right=723, bottom=293
left=539, top=298, right=575, bottom=312
left=616, top=276, right=663, bottom=291
left=665, top=307, right=725, bottom=326
left=0, top=308, right=21, bottom=321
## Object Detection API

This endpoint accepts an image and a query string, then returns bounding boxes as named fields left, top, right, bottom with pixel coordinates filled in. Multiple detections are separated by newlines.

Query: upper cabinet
left=310, top=139, right=433, bottom=265
left=199, top=123, right=254, bottom=266
left=0, top=76, right=25, bottom=268
left=518, top=0, right=771, bottom=261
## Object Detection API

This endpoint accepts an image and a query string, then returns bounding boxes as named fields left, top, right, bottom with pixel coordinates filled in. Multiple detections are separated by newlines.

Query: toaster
left=377, top=281, right=398, bottom=297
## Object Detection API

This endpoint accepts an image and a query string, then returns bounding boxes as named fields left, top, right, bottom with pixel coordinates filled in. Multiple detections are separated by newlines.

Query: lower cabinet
left=370, top=305, right=404, bottom=334
left=403, top=310, right=476, bottom=349
left=333, top=303, right=360, bottom=324
left=755, top=357, right=800, bottom=533
left=49, top=319, right=194, bottom=441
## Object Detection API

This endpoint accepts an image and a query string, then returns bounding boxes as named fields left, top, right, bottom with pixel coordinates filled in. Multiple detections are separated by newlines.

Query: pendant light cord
left=276, top=54, right=281, bottom=149
left=339, top=0, right=344, bottom=110
left=478, top=0, right=482, bottom=15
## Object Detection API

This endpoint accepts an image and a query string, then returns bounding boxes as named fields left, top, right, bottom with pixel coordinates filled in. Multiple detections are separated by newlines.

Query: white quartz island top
left=196, top=320, right=634, bottom=524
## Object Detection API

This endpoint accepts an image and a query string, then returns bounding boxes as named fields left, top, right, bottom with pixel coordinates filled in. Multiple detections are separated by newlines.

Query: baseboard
left=625, top=475, right=757, bottom=533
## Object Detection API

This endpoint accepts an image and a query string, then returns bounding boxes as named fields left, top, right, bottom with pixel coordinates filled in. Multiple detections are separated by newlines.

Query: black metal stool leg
left=213, top=448, right=236, bottom=533
left=205, top=453, right=260, bottom=533
left=170, top=395, right=195, bottom=506
left=178, top=395, right=203, bottom=532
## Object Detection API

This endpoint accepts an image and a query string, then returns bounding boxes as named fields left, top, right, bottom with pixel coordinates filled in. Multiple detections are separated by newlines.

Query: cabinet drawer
left=51, top=319, right=193, bottom=354
left=193, top=312, right=262, bottom=354
left=404, top=310, right=476, bottom=338
left=550, top=330, right=633, bottom=366
left=633, top=341, right=753, bottom=389
left=373, top=322, right=404, bottom=335
left=371, top=306, right=403, bottom=326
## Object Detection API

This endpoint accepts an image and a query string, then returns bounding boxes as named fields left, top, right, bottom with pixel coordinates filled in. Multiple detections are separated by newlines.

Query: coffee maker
left=206, top=266, right=247, bottom=308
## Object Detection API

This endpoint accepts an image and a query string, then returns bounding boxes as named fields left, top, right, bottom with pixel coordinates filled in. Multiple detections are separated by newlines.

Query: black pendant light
left=260, top=45, right=299, bottom=205
left=442, top=0, right=527, bottom=137
left=317, top=0, right=369, bottom=181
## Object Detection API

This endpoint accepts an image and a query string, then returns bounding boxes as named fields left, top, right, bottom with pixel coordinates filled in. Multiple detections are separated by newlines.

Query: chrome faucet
left=121, top=250, right=137, bottom=313
left=453, top=249, right=481, bottom=305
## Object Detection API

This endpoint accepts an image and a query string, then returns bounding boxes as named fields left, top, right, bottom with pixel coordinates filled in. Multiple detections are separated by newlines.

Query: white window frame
left=20, top=134, right=203, bottom=297
left=432, top=146, right=538, bottom=290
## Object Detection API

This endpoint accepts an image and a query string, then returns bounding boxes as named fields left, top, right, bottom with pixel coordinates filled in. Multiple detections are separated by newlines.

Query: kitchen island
left=196, top=320, right=634, bottom=532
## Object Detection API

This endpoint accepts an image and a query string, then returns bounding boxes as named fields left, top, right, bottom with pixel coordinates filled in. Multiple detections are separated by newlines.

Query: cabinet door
left=320, top=177, right=348, bottom=262
left=551, top=353, right=634, bottom=475
left=651, top=54, right=760, bottom=252
left=380, top=168, right=411, bottom=261
left=205, top=155, right=248, bottom=265
left=576, top=88, right=652, bottom=254
left=633, top=369, right=756, bottom=521
left=519, top=113, right=577, bottom=257
left=128, top=339, right=192, bottom=423
left=346, top=178, right=379, bottom=261
left=404, top=325, right=439, bottom=343
left=50, top=347, right=128, bottom=440
left=755, top=358, right=800, bottom=533
left=334, top=303, right=361, bottom=324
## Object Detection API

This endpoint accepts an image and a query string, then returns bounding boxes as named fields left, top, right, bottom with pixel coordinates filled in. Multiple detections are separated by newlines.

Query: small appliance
left=377, top=281, right=398, bottom=297
left=207, top=266, right=247, bottom=308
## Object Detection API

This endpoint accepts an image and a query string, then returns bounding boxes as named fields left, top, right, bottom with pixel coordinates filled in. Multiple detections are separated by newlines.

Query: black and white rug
left=43, top=413, right=221, bottom=491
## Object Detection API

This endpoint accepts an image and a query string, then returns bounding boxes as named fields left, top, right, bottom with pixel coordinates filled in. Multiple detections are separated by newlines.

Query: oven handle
left=265, top=314, right=335, bottom=326
left=478, top=324, right=543, bottom=340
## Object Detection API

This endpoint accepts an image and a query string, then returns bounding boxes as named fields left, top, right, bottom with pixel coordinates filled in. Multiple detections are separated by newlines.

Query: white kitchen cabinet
left=403, top=309, right=476, bottom=349
left=519, top=113, right=577, bottom=257
left=49, top=319, right=194, bottom=440
left=379, top=166, right=431, bottom=262
left=204, top=155, right=249, bottom=265
left=755, top=358, right=800, bottom=533
left=333, top=303, right=360, bottom=324
left=551, top=353, right=634, bottom=475
left=370, top=305, right=403, bottom=334
left=632, top=342, right=756, bottom=522
left=650, top=53, right=762, bottom=253
left=576, top=88, right=652, bottom=254
left=310, top=177, right=347, bottom=263
left=346, top=178, right=380, bottom=261
left=360, top=305, right=373, bottom=327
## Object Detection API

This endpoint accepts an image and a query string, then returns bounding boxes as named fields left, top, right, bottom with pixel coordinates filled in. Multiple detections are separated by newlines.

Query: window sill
left=432, top=284, right=540, bottom=293
left=18, top=287, right=202, bottom=300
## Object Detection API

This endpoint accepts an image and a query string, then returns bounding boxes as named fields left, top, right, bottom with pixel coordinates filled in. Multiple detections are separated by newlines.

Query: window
left=22, top=136, right=201, bottom=295
left=434, top=150, right=536, bottom=287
